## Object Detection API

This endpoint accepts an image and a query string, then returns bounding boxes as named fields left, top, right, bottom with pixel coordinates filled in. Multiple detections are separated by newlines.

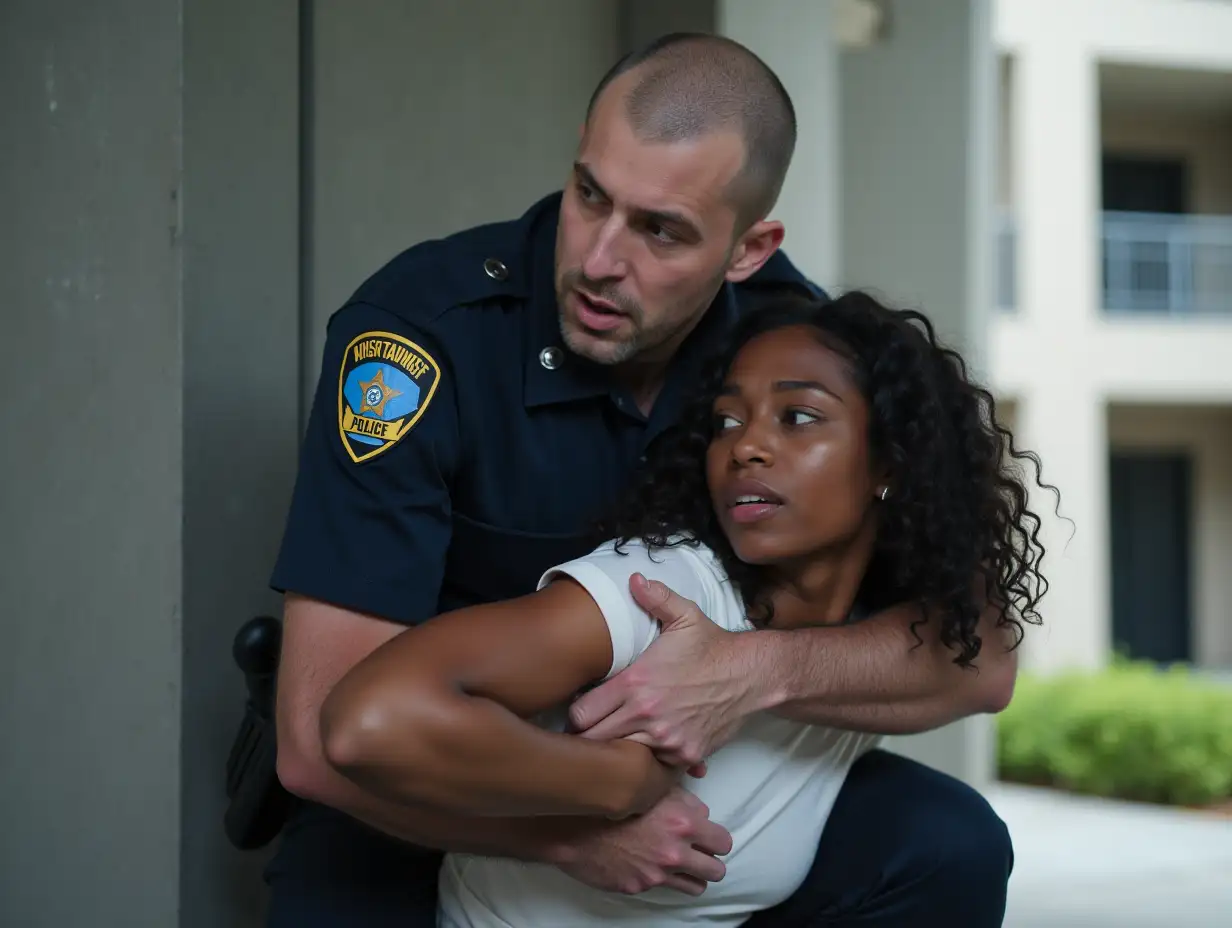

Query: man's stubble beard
left=559, top=310, right=646, bottom=366
left=555, top=264, right=730, bottom=368
left=558, top=300, right=701, bottom=368
left=555, top=268, right=649, bottom=366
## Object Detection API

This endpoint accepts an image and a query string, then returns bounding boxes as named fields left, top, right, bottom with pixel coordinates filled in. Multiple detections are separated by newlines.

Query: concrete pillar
left=717, top=0, right=841, bottom=286
left=1017, top=387, right=1109, bottom=671
left=1, top=1, right=300, bottom=925
left=1012, top=18, right=1109, bottom=671
left=839, top=0, right=997, bottom=371
left=837, top=0, right=1000, bottom=785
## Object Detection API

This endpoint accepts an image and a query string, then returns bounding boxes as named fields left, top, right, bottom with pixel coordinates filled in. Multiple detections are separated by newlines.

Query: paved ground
left=986, top=783, right=1232, bottom=927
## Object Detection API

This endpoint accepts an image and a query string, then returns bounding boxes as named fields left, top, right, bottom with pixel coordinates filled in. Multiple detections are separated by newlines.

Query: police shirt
left=270, top=191, right=824, bottom=624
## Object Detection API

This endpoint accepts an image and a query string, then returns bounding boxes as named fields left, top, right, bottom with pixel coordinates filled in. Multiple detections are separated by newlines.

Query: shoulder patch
left=337, top=331, right=442, bottom=464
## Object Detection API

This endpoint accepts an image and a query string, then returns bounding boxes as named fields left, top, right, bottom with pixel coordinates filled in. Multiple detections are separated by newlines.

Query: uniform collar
left=520, top=192, right=743, bottom=411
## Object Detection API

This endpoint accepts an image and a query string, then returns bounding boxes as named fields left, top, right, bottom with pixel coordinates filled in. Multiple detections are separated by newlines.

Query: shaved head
left=586, top=33, right=797, bottom=230
left=554, top=33, right=793, bottom=374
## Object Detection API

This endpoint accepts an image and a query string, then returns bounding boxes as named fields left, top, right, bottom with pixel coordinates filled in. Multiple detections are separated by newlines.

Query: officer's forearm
left=755, top=599, right=1018, bottom=734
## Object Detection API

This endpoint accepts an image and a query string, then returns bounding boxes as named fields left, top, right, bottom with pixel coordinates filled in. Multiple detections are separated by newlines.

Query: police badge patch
left=337, top=331, right=442, bottom=464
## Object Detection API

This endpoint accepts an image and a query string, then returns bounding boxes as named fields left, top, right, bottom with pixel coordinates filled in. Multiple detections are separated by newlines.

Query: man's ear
left=725, top=220, right=785, bottom=284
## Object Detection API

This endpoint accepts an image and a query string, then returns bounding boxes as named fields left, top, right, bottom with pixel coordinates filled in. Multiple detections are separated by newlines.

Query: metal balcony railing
left=1102, top=211, right=1232, bottom=316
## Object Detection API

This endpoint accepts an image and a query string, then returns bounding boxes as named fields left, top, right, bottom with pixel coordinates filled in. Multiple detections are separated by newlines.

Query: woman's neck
left=765, top=526, right=878, bottom=629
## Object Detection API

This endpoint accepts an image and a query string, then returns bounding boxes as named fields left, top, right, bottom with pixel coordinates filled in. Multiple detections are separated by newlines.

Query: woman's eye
left=786, top=409, right=820, bottom=426
left=714, top=413, right=741, bottom=431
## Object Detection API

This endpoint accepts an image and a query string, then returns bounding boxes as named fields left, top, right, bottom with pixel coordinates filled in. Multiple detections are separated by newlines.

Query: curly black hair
left=605, top=289, right=1057, bottom=667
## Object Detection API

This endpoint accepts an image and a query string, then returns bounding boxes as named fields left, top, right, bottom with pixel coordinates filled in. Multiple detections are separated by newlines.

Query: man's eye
left=647, top=224, right=678, bottom=244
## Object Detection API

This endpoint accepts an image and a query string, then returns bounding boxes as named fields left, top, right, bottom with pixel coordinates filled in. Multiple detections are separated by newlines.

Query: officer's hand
left=553, top=787, right=732, bottom=896
left=569, top=574, right=757, bottom=768
left=610, top=742, right=683, bottom=820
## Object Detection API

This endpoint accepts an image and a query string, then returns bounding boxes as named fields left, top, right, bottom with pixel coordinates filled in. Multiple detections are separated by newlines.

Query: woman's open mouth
left=725, top=479, right=785, bottom=524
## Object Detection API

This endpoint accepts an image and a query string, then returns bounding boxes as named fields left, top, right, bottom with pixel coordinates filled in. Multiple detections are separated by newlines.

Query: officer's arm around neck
left=746, top=591, right=1019, bottom=734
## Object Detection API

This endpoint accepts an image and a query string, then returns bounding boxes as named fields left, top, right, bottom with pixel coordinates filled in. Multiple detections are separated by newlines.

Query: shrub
left=997, top=657, right=1232, bottom=807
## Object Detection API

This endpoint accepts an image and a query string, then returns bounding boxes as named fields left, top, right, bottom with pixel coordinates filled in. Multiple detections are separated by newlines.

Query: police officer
left=267, top=32, right=1016, bottom=928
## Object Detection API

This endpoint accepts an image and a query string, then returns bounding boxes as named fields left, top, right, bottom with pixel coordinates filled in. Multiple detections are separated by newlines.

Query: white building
left=990, top=0, right=1232, bottom=674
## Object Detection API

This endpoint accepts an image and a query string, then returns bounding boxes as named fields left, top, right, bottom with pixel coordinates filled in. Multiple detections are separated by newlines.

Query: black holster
left=224, top=615, right=295, bottom=850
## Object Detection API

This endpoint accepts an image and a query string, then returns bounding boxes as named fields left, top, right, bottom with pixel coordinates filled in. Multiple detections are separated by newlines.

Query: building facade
left=991, top=0, right=1232, bottom=673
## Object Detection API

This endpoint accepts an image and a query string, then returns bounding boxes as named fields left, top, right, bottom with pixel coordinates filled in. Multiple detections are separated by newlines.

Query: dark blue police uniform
left=266, top=192, right=1014, bottom=927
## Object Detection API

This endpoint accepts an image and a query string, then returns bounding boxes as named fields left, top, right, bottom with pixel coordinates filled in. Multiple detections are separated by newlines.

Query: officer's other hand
left=610, top=743, right=682, bottom=820
left=553, top=786, right=732, bottom=896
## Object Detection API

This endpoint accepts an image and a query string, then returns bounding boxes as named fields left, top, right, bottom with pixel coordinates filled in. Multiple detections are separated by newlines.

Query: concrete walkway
left=986, top=783, right=1232, bottom=927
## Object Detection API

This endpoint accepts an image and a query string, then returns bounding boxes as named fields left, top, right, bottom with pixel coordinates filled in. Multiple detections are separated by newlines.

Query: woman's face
left=706, top=325, right=882, bottom=566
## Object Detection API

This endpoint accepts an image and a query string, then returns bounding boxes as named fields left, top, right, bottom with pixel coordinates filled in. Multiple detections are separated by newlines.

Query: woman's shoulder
left=582, top=534, right=747, bottom=626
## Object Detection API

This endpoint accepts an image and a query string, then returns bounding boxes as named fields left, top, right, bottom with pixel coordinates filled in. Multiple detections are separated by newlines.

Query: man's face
left=554, top=82, right=781, bottom=368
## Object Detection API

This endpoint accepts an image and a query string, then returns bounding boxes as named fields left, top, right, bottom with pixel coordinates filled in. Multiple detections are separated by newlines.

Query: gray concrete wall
left=180, top=1, right=302, bottom=926
left=303, top=0, right=622, bottom=398
left=1, top=1, right=302, bottom=925
left=0, top=1, right=185, bottom=924
left=839, top=0, right=999, bottom=785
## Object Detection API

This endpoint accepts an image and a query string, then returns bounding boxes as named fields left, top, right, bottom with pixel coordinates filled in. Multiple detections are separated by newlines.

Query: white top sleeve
left=537, top=538, right=733, bottom=681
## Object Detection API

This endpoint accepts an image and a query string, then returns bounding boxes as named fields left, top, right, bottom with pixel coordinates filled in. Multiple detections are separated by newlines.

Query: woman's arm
left=318, top=576, right=676, bottom=820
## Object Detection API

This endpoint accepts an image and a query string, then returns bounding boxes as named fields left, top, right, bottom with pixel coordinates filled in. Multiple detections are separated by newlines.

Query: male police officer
left=268, top=33, right=1017, bottom=927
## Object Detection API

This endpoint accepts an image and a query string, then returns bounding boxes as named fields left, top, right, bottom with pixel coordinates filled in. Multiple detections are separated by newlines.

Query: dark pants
left=265, top=749, right=1013, bottom=927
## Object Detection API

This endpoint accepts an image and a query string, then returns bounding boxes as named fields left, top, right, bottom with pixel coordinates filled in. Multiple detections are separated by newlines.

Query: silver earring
left=879, top=486, right=890, bottom=501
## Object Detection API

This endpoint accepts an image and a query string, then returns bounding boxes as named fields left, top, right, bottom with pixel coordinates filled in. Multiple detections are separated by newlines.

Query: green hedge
left=996, top=658, right=1232, bottom=807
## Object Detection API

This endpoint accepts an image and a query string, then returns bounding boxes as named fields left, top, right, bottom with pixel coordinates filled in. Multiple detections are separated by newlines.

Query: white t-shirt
left=437, top=537, right=881, bottom=928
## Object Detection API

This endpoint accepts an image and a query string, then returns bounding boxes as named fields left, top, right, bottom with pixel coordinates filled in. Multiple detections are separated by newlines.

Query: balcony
left=1103, top=211, right=1232, bottom=317
left=997, top=211, right=1232, bottom=317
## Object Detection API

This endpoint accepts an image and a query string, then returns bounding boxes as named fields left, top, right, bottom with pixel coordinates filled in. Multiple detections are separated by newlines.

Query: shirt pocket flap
left=442, top=512, right=596, bottom=608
